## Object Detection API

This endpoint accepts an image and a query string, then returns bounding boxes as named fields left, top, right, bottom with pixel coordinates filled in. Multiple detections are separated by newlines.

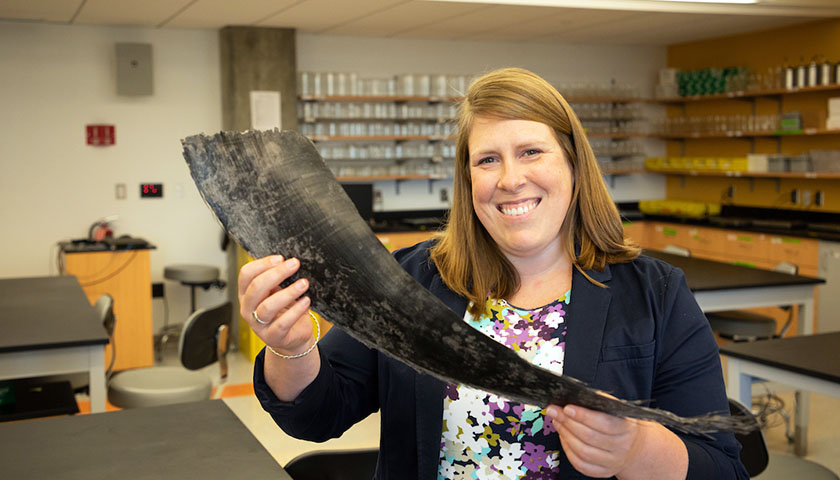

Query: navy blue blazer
left=254, top=241, right=748, bottom=479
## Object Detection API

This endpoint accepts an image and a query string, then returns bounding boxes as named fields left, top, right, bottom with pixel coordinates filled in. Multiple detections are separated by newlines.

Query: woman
left=240, top=68, right=747, bottom=479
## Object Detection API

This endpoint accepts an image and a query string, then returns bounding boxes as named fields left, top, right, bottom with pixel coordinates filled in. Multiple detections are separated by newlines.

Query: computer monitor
left=341, top=183, right=373, bottom=221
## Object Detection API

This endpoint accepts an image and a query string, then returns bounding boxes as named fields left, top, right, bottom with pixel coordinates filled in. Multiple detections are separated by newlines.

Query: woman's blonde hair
left=430, top=67, right=640, bottom=316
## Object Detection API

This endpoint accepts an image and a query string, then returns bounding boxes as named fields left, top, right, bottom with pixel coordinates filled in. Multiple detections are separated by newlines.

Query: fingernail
left=288, top=258, right=299, bottom=268
left=546, top=406, right=560, bottom=419
left=564, top=406, right=576, bottom=418
left=296, top=279, right=307, bottom=291
left=270, top=255, right=284, bottom=264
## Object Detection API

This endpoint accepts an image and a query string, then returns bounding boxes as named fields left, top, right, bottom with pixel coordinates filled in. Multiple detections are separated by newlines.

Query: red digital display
left=140, top=183, right=163, bottom=198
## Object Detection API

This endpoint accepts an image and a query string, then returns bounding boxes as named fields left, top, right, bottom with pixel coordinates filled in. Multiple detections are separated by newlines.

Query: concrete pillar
left=219, top=26, right=298, bottom=132
left=218, top=26, right=298, bottom=348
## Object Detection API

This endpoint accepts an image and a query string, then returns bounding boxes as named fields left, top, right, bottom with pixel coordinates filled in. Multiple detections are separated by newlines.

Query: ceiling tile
left=328, top=0, right=485, bottom=37
left=165, top=0, right=300, bottom=28
left=72, top=0, right=193, bottom=26
left=0, top=0, right=81, bottom=23
left=258, top=0, right=405, bottom=32
left=408, top=4, right=565, bottom=39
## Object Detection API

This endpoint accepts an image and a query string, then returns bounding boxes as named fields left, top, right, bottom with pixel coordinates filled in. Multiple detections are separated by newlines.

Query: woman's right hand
left=238, top=255, right=315, bottom=357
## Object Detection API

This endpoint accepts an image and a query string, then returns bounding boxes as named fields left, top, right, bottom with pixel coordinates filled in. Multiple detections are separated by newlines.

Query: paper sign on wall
left=250, top=91, right=281, bottom=131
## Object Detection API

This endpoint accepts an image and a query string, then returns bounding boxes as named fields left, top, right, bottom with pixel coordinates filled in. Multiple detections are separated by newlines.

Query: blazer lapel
left=563, top=264, right=612, bottom=385
left=415, top=273, right=467, bottom=480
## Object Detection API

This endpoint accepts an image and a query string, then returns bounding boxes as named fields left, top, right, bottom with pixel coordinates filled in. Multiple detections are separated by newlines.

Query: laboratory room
left=2, top=0, right=840, bottom=478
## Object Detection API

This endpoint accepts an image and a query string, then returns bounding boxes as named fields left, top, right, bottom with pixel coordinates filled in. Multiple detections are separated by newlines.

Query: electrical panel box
left=116, top=43, right=153, bottom=96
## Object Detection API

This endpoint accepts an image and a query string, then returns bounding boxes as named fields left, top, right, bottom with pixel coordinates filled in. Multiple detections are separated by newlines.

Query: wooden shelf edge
left=337, top=175, right=452, bottom=181
left=300, top=95, right=657, bottom=104
left=646, top=169, right=840, bottom=179
left=656, top=84, right=840, bottom=103
left=310, top=135, right=456, bottom=141
left=656, top=129, right=840, bottom=139
left=601, top=169, right=648, bottom=175
left=300, top=95, right=460, bottom=102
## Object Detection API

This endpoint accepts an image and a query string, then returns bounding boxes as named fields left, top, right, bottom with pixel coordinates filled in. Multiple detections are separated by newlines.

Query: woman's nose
left=497, top=160, right=526, bottom=191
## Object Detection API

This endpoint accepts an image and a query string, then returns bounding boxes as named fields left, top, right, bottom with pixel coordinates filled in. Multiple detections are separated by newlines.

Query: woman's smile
left=498, top=198, right=540, bottom=217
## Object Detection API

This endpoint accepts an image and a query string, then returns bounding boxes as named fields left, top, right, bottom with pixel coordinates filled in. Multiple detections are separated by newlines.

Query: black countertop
left=0, top=400, right=290, bottom=478
left=0, top=276, right=108, bottom=353
left=618, top=203, right=840, bottom=243
left=644, top=249, right=824, bottom=292
left=59, top=237, right=156, bottom=253
left=720, top=332, right=840, bottom=384
left=635, top=214, right=840, bottom=243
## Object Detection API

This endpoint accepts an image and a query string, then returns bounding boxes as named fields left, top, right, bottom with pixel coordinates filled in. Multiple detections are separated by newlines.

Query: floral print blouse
left=437, top=290, right=571, bottom=479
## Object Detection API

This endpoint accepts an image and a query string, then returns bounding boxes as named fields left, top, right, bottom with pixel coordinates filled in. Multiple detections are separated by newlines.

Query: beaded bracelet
left=266, top=310, right=321, bottom=359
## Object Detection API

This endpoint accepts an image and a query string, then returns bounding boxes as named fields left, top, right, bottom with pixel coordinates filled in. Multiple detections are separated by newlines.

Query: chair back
left=663, top=245, right=691, bottom=257
left=94, top=294, right=116, bottom=337
left=284, top=448, right=379, bottom=480
left=774, top=262, right=798, bottom=275
left=178, top=301, right=232, bottom=371
left=728, top=398, right=768, bottom=477
left=94, top=293, right=117, bottom=377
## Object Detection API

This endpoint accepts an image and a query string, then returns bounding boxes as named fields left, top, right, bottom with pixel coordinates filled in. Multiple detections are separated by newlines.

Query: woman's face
left=468, top=116, right=574, bottom=261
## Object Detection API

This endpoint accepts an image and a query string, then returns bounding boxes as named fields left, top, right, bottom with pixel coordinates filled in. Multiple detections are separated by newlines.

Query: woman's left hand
left=546, top=403, right=645, bottom=478
left=546, top=402, right=688, bottom=479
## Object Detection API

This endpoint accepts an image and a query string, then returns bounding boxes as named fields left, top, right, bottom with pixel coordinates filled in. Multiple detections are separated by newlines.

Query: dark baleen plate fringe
left=181, top=129, right=755, bottom=436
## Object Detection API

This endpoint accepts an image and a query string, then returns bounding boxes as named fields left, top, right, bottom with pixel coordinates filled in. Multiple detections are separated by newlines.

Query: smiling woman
left=240, top=68, right=750, bottom=479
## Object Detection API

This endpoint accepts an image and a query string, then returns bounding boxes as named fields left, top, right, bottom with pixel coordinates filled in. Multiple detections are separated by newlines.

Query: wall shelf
left=309, top=135, right=455, bottom=142
left=301, top=117, right=451, bottom=123
left=602, top=169, right=647, bottom=175
left=587, top=132, right=652, bottom=139
left=301, top=95, right=657, bottom=104
left=646, top=169, right=840, bottom=179
left=337, top=174, right=445, bottom=181
left=657, top=128, right=840, bottom=140
left=657, top=84, right=840, bottom=104
left=300, top=95, right=460, bottom=102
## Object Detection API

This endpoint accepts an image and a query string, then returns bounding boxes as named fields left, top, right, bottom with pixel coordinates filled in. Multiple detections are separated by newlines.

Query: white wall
left=0, top=21, right=227, bottom=329
left=296, top=33, right=667, bottom=210
left=0, top=24, right=667, bottom=331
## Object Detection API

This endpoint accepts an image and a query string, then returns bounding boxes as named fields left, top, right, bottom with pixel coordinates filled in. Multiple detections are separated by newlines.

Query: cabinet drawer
left=723, top=231, right=769, bottom=264
left=684, top=226, right=725, bottom=256
left=622, top=221, right=645, bottom=245
left=645, top=222, right=692, bottom=251
left=767, top=236, right=818, bottom=271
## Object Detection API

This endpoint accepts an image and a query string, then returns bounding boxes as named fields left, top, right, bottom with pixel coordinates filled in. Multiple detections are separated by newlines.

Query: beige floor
left=208, top=349, right=380, bottom=467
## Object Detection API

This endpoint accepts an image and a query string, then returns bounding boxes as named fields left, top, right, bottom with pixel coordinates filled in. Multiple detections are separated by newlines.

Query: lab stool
left=157, top=264, right=226, bottom=357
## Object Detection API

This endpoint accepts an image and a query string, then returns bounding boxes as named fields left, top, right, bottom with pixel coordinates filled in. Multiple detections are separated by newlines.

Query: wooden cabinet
left=622, top=221, right=645, bottom=245
left=376, top=231, right=434, bottom=252
left=62, top=249, right=154, bottom=370
left=637, top=221, right=821, bottom=335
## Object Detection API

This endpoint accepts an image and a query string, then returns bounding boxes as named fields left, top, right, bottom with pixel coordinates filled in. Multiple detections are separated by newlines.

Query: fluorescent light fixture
left=656, top=0, right=757, bottom=3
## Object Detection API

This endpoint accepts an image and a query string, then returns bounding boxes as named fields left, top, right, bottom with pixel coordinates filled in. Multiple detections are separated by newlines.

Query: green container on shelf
left=0, top=381, right=14, bottom=407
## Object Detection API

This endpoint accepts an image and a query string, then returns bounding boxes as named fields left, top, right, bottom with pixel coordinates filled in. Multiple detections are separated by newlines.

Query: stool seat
left=707, top=310, right=776, bottom=340
left=758, top=453, right=840, bottom=479
left=164, top=264, right=220, bottom=285
left=108, top=366, right=212, bottom=408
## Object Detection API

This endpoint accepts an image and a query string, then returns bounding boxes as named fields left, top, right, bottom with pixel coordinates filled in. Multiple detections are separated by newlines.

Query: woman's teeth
left=500, top=200, right=537, bottom=216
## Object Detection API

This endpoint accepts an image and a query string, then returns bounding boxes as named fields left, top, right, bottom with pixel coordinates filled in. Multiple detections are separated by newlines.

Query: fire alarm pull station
left=140, top=183, right=163, bottom=198
left=87, top=124, right=115, bottom=146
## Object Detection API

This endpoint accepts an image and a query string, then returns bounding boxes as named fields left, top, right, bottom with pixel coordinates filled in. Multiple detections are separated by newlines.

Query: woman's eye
left=524, top=149, right=540, bottom=156
left=477, top=157, right=495, bottom=165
